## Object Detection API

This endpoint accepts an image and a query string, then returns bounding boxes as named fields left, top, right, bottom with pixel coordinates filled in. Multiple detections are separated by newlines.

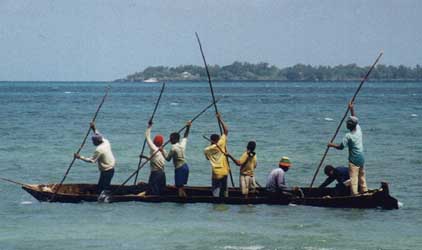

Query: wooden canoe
left=21, top=181, right=399, bottom=209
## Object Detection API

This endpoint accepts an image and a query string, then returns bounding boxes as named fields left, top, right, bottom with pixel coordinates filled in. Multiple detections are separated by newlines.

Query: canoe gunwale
left=21, top=181, right=399, bottom=209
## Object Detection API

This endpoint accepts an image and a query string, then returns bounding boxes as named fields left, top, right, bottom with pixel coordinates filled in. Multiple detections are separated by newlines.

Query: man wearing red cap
left=139, top=120, right=167, bottom=196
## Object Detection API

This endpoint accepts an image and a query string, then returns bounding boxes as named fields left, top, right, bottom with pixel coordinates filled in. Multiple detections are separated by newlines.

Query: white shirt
left=82, top=138, right=116, bottom=172
left=145, top=127, right=166, bottom=172
left=266, top=168, right=286, bottom=191
left=163, top=138, right=187, bottom=169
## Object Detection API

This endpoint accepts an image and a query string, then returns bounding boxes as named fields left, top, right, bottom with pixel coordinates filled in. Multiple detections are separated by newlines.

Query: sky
left=0, top=0, right=421, bottom=81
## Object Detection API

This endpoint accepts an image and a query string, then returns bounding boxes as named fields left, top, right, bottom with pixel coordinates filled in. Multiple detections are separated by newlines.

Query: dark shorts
left=212, top=175, right=228, bottom=197
left=175, top=164, right=189, bottom=188
left=97, top=168, right=114, bottom=194
left=148, top=170, right=166, bottom=195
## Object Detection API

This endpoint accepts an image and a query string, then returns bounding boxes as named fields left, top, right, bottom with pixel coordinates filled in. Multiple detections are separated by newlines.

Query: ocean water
left=0, top=81, right=421, bottom=250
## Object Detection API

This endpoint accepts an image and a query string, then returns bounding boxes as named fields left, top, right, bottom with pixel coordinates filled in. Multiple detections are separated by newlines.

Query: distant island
left=117, top=61, right=422, bottom=82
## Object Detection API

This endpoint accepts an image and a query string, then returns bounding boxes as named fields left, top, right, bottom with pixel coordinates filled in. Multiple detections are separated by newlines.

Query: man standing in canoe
left=227, top=141, right=257, bottom=198
left=328, top=102, right=368, bottom=196
left=75, top=122, right=116, bottom=202
left=138, top=120, right=166, bottom=196
left=161, top=121, right=192, bottom=198
left=204, top=113, right=230, bottom=198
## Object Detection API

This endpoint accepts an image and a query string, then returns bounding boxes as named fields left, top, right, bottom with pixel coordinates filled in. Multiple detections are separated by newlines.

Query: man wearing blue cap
left=328, top=102, right=368, bottom=196
left=75, top=122, right=116, bottom=201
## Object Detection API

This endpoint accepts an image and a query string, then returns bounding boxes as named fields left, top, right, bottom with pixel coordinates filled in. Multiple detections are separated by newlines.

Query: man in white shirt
left=138, top=120, right=167, bottom=196
left=266, top=156, right=291, bottom=192
left=75, top=122, right=116, bottom=202
left=161, top=121, right=192, bottom=198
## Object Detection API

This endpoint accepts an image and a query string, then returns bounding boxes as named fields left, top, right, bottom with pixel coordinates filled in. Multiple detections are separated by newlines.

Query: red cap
left=153, top=135, right=164, bottom=147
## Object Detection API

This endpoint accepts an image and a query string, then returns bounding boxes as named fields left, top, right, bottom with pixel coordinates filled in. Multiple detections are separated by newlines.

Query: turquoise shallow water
left=0, top=81, right=421, bottom=250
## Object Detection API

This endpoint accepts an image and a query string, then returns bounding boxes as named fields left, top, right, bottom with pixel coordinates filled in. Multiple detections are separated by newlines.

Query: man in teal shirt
left=328, top=102, right=368, bottom=196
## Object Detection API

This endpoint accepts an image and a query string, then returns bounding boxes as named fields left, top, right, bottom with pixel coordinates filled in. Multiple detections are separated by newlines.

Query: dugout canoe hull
left=21, top=182, right=398, bottom=209
left=290, top=182, right=399, bottom=209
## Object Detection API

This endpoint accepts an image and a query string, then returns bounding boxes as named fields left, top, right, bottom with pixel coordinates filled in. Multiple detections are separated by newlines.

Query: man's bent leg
left=102, top=169, right=114, bottom=191
left=212, top=178, right=220, bottom=197
left=358, top=167, right=368, bottom=193
left=97, top=169, right=114, bottom=202
left=221, top=176, right=228, bottom=198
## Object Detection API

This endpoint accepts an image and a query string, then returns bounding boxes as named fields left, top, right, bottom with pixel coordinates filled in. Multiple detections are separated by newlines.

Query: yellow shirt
left=239, top=152, right=257, bottom=176
left=204, top=134, right=229, bottom=179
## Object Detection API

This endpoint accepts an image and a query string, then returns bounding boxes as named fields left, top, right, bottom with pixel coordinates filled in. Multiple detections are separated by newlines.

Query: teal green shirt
left=340, top=124, right=365, bottom=167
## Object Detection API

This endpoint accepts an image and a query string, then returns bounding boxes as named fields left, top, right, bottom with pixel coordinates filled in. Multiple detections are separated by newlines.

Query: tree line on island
left=120, top=61, right=422, bottom=82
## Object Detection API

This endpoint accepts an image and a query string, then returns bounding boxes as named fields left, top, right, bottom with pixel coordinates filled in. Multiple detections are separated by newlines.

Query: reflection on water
left=237, top=204, right=257, bottom=214
left=212, top=203, right=230, bottom=212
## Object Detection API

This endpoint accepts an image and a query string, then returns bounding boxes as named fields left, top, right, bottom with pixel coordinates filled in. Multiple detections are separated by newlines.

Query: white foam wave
left=398, top=201, right=404, bottom=208
left=20, top=201, right=33, bottom=205
left=304, top=247, right=333, bottom=250
left=170, top=102, right=178, bottom=106
left=64, top=91, right=72, bottom=94
left=223, top=246, right=264, bottom=250
left=411, top=114, right=418, bottom=117
left=324, top=117, right=334, bottom=121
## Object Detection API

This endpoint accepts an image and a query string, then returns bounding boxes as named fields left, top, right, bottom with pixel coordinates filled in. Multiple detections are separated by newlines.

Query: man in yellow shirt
left=204, top=113, right=229, bottom=198
left=228, top=141, right=257, bottom=198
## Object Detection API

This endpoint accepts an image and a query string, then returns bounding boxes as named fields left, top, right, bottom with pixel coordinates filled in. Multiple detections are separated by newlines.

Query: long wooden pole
left=195, top=32, right=235, bottom=187
left=134, top=82, right=166, bottom=184
left=0, top=176, right=27, bottom=186
left=51, top=85, right=111, bottom=200
left=119, top=98, right=221, bottom=188
left=309, top=52, right=383, bottom=187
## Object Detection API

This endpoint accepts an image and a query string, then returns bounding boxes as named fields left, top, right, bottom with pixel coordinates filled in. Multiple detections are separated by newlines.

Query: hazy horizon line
left=2, top=61, right=421, bottom=82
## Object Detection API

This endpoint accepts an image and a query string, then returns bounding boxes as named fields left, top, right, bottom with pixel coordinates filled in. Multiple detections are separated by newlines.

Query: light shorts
left=240, top=175, right=256, bottom=195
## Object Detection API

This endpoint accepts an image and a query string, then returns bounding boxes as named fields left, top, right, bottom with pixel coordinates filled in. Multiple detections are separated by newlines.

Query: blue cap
left=346, top=116, right=359, bottom=126
left=91, top=133, right=103, bottom=145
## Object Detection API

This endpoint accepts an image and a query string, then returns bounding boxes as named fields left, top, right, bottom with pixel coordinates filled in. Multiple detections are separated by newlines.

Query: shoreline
left=1, top=79, right=422, bottom=84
